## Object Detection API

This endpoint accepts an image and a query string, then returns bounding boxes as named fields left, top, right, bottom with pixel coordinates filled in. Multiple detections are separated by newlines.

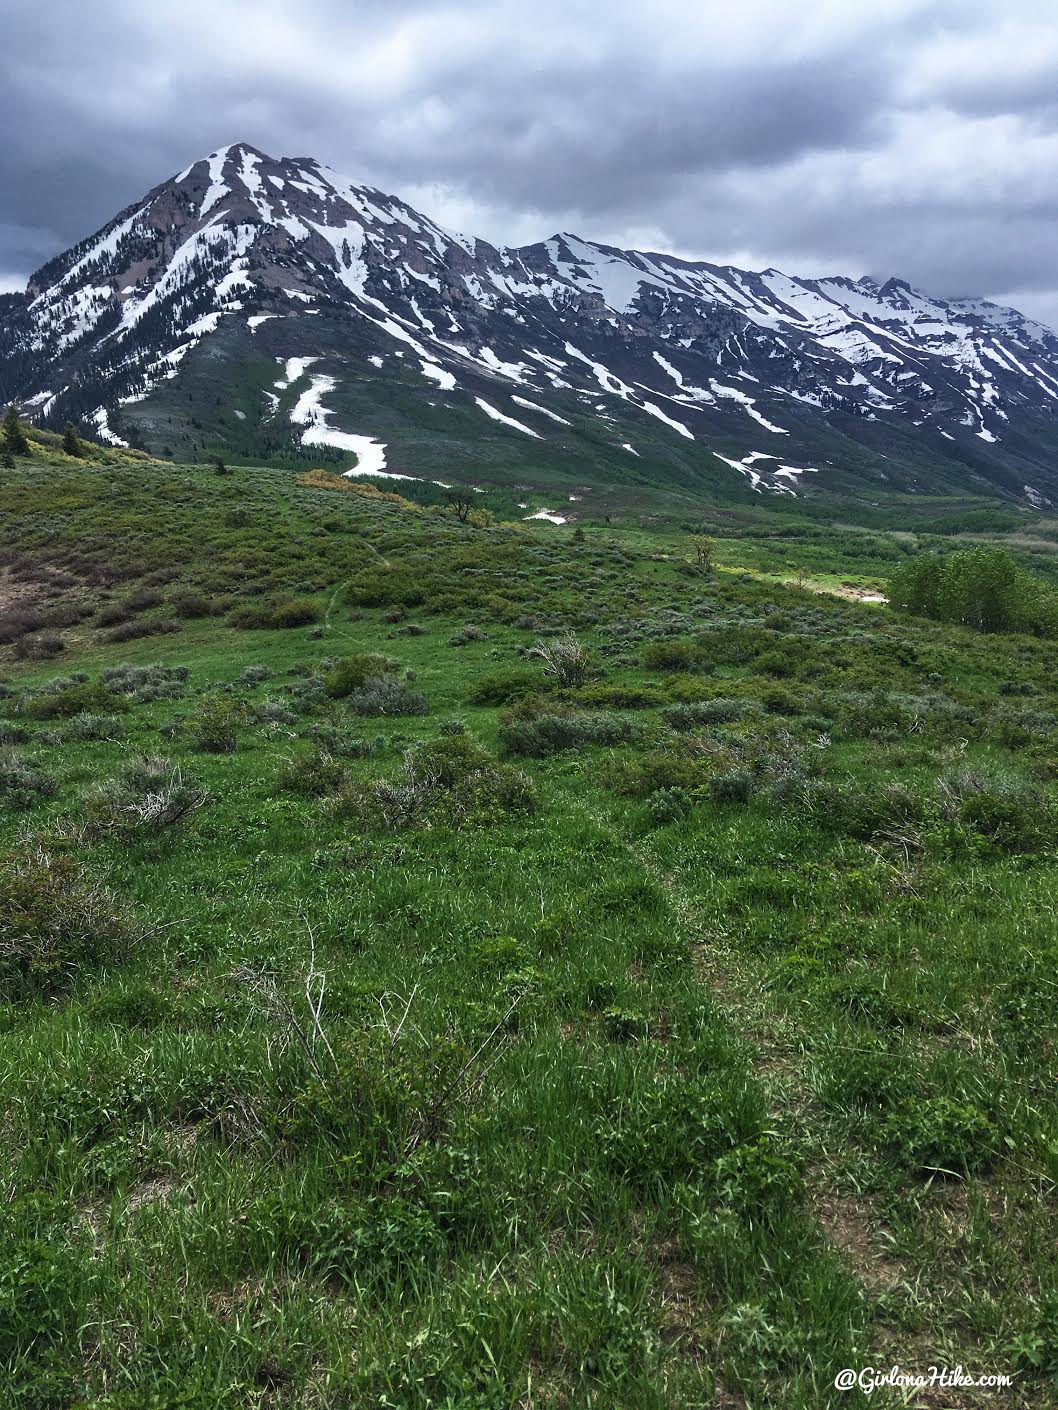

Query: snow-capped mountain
left=4, top=141, right=1058, bottom=505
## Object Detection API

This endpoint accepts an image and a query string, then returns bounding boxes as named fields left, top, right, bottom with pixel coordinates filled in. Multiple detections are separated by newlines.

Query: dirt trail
left=565, top=790, right=925, bottom=1384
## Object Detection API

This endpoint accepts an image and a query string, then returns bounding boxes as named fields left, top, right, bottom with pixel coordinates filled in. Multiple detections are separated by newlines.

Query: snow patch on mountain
left=329, top=438, right=389, bottom=476
left=563, top=343, right=694, bottom=439
left=511, top=395, right=571, bottom=426
left=475, top=398, right=542, bottom=438
left=92, top=408, right=128, bottom=446
left=275, top=356, right=319, bottom=389
left=420, top=360, right=455, bottom=390
left=710, top=382, right=788, bottom=434
left=287, top=370, right=392, bottom=475
left=200, top=147, right=233, bottom=217
left=50, top=208, right=147, bottom=296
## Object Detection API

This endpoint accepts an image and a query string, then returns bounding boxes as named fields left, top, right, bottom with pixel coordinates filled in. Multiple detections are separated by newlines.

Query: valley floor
left=1, top=455, right=1056, bottom=1407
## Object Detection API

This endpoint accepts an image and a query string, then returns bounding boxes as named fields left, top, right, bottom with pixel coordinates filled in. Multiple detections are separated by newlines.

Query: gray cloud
left=3, top=0, right=1058, bottom=324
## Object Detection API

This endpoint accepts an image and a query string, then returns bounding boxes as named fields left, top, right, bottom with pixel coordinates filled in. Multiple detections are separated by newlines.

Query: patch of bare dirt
left=651, top=1235, right=709, bottom=1362
left=127, top=1175, right=177, bottom=1213
left=817, top=1190, right=906, bottom=1292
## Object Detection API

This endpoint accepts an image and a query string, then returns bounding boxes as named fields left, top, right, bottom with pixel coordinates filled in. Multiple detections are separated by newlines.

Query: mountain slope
left=4, top=141, right=1058, bottom=507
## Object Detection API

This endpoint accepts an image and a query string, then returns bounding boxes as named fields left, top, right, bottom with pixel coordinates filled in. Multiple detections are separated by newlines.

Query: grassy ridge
left=1, top=456, right=1057, bottom=1406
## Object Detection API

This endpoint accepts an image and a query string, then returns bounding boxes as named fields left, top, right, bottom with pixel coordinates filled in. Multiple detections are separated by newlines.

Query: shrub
left=235, top=665, right=273, bottom=686
left=105, top=618, right=182, bottom=644
left=988, top=704, right=1057, bottom=748
left=530, top=631, right=593, bottom=687
left=607, top=750, right=712, bottom=798
left=304, top=725, right=387, bottom=759
left=17, top=680, right=124, bottom=721
left=253, top=696, right=299, bottom=724
left=0, top=751, right=58, bottom=806
left=83, top=757, right=208, bottom=836
left=54, top=713, right=124, bottom=743
left=760, top=686, right=804, bottom=715
left=12, top=632, right=66, bottom=660
left=227, top=604, right=273, bottom=630
left=0, top=607, right=44, bottom=644
left=341, top=734, right=535, bottom=830
left=42, top=601, right=92, bottom=629
left=188, top=696, right=248, bottom=753
left=170, top=591, right=215, bottom=619
left=95, top=601, right=134, bottom=627
left=498, top=710, right=641, bottom=757
left=102, top=663, right=190, bottom=702
left=936, top=767, right=1054, bottom=852
left=642, top=639, right=702, bottom=672
left=230, top=598, right=321, bottom=629
left=0, top=847, right=134, bottom=1000
left=346, top=568, right=426, bottom=609
left=324, top=654, right=392, bottom=699
left=754, top=649, right=798, bottom=679
left=343, top=678, right=428, bottom=717
left=277, top=749, right=348, bottom=797
left=662, top=698, right=762, bottom=730
left=284, top=676, right=326, bottom=716
left=566, top=682, right=663, bottom=709
left=709, top=767, right=753, bottom=805
left=100, top=589, right=162, bottom=625
left=449, top=624, right=486, bottom=646
left=646, top=787, right=692, bottom=826
left=467, top=669, right=551, bottom=706
left=661, top=674, right=722, bottom=704
left=270, top=597, right=320, bottom=629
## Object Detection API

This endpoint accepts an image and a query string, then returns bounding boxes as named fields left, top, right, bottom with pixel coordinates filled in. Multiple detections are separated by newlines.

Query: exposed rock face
left=5, top=141, right=1058, bottom=502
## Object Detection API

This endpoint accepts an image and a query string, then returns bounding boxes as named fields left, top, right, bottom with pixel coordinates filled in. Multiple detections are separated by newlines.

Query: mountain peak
left=4, top=146, right=1058, bottom=507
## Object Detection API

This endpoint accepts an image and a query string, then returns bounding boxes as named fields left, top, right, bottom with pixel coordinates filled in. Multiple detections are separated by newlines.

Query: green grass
left=1, top=454, right=1057, bottom=1406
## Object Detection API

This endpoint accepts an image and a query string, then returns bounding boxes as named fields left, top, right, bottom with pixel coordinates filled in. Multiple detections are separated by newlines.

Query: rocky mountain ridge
left=4, top=141, right=1058, bottom=505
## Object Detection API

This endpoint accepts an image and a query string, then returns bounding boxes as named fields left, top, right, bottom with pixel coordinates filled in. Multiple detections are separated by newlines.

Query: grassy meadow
left=1, top=448, right=1057, bottom=1407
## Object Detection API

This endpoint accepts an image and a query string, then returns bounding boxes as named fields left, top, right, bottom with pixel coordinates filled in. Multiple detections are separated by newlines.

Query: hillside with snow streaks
left=5, top=141, right=1058, bottom=503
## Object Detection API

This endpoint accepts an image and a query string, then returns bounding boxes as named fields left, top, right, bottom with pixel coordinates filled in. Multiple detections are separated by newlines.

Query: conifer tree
left=1, top=404, right=29, bottom=457
left=62, top=421, right=82, bottom=457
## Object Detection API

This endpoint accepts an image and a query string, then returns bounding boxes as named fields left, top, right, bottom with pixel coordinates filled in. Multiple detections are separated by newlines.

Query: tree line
left=889, top=546, right=1058, bottom=636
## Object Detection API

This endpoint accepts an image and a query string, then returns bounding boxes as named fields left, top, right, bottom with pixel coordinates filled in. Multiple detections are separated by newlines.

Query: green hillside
left=2, top=447, right=1057, bottom=1407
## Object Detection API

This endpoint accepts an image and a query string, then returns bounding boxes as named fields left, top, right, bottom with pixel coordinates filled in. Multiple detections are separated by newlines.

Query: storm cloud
left=4, top=0, right=1058, bottom=324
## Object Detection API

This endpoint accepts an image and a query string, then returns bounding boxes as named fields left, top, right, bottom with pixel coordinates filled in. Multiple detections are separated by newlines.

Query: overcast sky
left=4, top=0, right=1058, bottom=325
